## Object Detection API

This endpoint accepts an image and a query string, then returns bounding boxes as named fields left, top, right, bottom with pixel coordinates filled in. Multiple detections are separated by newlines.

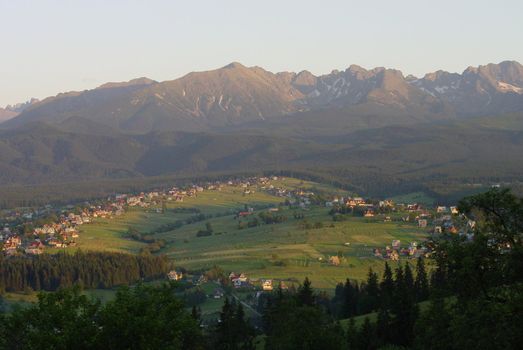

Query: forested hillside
left=1, top=112, right=522, bottom=201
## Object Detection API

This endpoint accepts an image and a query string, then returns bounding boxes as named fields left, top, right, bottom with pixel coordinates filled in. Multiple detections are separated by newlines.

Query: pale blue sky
left=1, top=0, right=522, bottom=106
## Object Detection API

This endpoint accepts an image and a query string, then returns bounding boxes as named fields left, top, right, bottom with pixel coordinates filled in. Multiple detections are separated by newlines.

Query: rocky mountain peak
left=222, top=62, right=247, bottom=69
left=97, top=77, right=156, bottom=90
left=4, top=60, right=523, bottom=132
left=292, top=70, right=318, bottom=94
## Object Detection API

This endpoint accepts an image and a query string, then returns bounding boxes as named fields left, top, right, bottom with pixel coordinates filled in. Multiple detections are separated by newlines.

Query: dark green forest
left=1, top=112, right=523, bottom=207
left=0, top=251, right=169, bottom=292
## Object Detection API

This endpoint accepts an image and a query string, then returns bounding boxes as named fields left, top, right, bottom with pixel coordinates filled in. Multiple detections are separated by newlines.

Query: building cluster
left=267, top=186, right=315, bottom=209
left=369, top=202, right=476, bottom=260
left=0, top=176, right=289, bottom=257
left=229, top=272, right=251, bottom=288
left=1, top=202, right=125, bottom=256
left=373, top=240, right=429, bottom=261
left=326, top=196, right=379, bottom=216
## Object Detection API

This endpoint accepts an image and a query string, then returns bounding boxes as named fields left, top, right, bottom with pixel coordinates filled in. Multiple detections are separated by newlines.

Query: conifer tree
left=380, top=262, right=394, bottom=309
left=215, top=298, right=237, bottom=349
left=391, top=263, right=418, bottom=347
left=363, top=267, right=380, bottom=313
left=297, top=277, right=314, bottom=306
left=342, top=279, right=358, bottom=317
left=346, top=318, right=358, bottom=349
left=376, top=308, right=392, bottom=346
left=366, top=268, right=379, bottom=300
left=404, top=262, right=415, bottom=300
left=414, top=257, right=429, bottom=301
left=358, top=317, right=377, bottom=350
left=235, top=303, right=255, bottom=350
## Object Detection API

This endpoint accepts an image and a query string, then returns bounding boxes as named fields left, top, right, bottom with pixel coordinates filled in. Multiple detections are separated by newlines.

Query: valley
left=1, top=176, right=446, bottom=322
left=75, top=178, right=428, bottom=288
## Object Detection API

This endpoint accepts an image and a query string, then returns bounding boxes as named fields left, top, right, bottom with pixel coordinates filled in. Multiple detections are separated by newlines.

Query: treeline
left=258, top=188, right=523, bottom=349
left=0, top=170, right=268, bottom=209
left=0, top=251, right=169, bottom=292
left=130, top=211, right=210, bottom=239
left=331, top=259, right=429, bottom=319
left=0, top=283, right=252, bottom=350
left=257, top=258, right=428, bottom=349
left=196, top=222, right=215, bottom=237
left=0, top=283, right=203, bottom=350
left=238, top=211, right=288, bottom=229
left=125, top=227, right=167, bottom=254
left=329, top=205, right=370, bottom=217
left=1, top=164, right=516, bottom=209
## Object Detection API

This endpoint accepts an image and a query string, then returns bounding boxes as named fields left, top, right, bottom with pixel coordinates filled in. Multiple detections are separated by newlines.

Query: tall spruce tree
left=342, top=279, right=358, bottom=317
left=430, top=258, right=448, bottom=298
left=376, top=308, right=392, bottom=347
left=414, top=257, right=429, bottom=301
left=297, top=277, right=314, bottom=307
left=363, top=268, right=380, bottom=313
left=380, top=262, right=394, bottom=309
left=215, top=298, right=237, bottom=349
left=404, top=262, right=415, bottom=301
left=390, top=264, right=418, bottom=347
left=235, top=303, right=255, bottom=350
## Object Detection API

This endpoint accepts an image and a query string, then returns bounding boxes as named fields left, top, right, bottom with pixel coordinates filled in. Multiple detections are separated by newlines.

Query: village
left=0, top=176, right=294, bottom=256
left=0, top=175, right=473, bottom=262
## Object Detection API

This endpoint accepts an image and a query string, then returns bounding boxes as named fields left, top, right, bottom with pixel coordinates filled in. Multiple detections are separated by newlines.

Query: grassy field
left=390, top=192, right=436, bottom=207
left=73, top=181, right=289, bottom=253
left=160, top=210, right=425, bottom=289
left=66, top=178, right=429, bottom=290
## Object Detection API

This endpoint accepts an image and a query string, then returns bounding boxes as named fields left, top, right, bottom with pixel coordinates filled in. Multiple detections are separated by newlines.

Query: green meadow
left=70, top=178, right=429, bottom=290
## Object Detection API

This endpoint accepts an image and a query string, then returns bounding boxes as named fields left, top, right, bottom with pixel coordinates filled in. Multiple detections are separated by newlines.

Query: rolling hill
left=0, top=113, right=522, bottom=200
left=0, top=121, right=324, bottom=184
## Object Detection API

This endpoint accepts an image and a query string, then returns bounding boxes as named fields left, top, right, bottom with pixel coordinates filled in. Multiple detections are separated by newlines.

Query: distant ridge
left=3, top=60, right=523, bottom=133
left=0, top=98, right=39, bottom=123
left=97, top=77, right=157, bottom=90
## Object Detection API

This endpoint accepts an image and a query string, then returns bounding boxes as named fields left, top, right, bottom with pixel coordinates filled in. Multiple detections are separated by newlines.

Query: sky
left=1, top=0, right=523, bottom=106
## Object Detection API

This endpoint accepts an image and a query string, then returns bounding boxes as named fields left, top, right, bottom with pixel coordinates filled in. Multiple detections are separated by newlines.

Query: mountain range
left=1, top=61, right=523, bottom=199
left=4, top=61, right=523, bottom=133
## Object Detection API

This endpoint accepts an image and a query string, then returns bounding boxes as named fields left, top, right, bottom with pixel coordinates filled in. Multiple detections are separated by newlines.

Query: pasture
left=160, top=209, right=426, bottom=289
left=73, top=178, right=429, bottom=289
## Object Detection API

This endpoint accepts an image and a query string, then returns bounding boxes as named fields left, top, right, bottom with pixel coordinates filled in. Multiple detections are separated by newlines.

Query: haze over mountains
left=1, top=60, right=523, bottom=197
left=0, top=98, right=39, bottom=123
left=4, top=60, right=523, bottom=133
